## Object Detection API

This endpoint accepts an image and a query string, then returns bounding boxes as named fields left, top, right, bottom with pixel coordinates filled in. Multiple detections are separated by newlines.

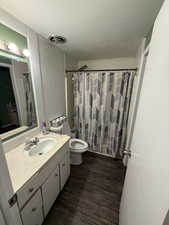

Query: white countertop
left=5, top=133, right=70, bottom=193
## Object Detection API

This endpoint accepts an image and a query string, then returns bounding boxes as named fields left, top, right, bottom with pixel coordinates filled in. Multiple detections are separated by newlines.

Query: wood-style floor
left=43, top=152, right=126, bottom=225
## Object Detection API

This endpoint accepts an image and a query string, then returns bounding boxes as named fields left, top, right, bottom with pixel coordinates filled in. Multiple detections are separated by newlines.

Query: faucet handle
left=34, top=137, right=39, bottom=144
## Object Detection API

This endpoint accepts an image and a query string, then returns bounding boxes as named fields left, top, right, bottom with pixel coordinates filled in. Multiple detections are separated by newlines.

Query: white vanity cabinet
left=17, top=143, right=70, bottom=225
left=42, top=165, right=60, bottom=217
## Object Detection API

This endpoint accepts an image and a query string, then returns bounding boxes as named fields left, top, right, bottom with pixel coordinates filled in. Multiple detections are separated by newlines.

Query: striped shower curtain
left=23, top=74, right=36, bottom=127
left=73, top=71, right=135, bottom=158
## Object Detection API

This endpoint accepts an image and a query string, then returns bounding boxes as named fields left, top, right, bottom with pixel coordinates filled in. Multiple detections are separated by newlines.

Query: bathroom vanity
left=5, top=133, right=70, bottom=225
left=0, top=17, right=69, bottom=225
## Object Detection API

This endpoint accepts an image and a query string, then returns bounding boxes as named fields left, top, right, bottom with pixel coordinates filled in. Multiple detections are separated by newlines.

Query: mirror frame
left=0, top=17, right=43, bottom=144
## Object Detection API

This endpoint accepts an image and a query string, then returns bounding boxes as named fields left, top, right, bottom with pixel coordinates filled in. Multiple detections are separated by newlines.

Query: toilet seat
left=69, top=138, right=88, bottom=153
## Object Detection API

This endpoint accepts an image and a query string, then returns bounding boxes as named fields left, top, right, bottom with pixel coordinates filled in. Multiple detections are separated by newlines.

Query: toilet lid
left=69, top=138, right=88, bottom=150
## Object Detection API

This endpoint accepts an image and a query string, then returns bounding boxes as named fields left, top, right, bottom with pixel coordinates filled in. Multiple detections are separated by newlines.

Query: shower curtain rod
left=66, top=68, right=138, bottom=73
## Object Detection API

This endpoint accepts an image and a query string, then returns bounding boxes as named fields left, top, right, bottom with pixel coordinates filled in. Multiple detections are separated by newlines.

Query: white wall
left=66, top=55, right=78, bottom=70
left=78, top=57, right=137, bottom=70
left=0, top=210, right=6, bottom=225
left=120, top=0, right=169, bottom=224
left=38, top=35, right=66, bottom=122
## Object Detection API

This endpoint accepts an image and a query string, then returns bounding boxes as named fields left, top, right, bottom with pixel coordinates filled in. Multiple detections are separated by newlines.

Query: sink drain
left=38, top=153, right=43, bottom=155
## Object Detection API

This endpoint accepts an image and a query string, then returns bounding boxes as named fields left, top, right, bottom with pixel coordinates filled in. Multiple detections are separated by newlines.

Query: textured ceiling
left=0, top=0, right=164, bottom=59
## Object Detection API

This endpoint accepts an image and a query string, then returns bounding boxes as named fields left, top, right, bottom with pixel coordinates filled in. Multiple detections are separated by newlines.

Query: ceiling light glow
left=7, top=43, right=18, bottom=53
left=22, top=49, right=30, bottom=57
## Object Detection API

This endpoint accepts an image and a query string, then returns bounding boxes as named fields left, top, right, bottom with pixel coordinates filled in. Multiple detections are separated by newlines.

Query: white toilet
left=62, top=121, right=88, bottom=165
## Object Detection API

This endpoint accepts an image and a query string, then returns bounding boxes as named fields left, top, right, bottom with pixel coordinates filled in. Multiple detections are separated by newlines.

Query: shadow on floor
left=43, top=152, right=126, bottom=225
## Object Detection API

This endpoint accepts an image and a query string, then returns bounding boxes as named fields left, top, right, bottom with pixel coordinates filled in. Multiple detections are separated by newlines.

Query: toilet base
left=70, top=152, right=83, bottom=165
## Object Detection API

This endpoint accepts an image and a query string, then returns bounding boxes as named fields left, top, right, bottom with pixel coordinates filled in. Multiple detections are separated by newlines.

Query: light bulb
left=22, top=49, right=30, bottom=57
left=8, top=43, right=18, bottom=53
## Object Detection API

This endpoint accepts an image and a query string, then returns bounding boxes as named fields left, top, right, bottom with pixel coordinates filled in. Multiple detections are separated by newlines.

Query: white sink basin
left=27, top=137, right=57, bottom=156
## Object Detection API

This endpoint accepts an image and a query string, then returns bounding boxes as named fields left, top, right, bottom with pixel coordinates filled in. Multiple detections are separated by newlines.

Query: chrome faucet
left=25, top=137, right=39, bottom=151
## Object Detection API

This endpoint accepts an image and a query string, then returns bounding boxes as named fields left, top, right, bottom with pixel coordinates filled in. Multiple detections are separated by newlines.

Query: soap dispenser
left=41, top=121, right=48, bottom=135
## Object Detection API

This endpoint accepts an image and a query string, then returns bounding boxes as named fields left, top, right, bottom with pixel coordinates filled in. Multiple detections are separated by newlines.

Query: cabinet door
left=60, top=154, right=68, bottom=190
left=21, top=190, right=43, bottom=225
left=42, top=166, right=60, bottom=217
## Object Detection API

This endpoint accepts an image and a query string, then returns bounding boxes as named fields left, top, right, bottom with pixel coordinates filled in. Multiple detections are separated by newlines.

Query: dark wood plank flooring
left=43, top=152, right=126, bottom=225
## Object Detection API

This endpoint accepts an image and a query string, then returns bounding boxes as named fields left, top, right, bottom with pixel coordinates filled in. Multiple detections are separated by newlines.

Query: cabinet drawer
left=17, top=172, right=41, bottom=209
left=21, top=190, right=43, bottom=225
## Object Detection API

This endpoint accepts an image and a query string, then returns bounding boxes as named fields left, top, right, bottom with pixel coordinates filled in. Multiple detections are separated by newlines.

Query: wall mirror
left=0, top=23, right=37, bottom=142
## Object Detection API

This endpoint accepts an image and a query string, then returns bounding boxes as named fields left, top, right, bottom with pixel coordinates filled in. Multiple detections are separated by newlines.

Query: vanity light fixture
left=7, top=42, right=18, bottom=53
left=0, top=40, right=28, bottom=58
left=0, top=40, right=5, bottom=50
left=22, top=49, right=30, bottom=57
